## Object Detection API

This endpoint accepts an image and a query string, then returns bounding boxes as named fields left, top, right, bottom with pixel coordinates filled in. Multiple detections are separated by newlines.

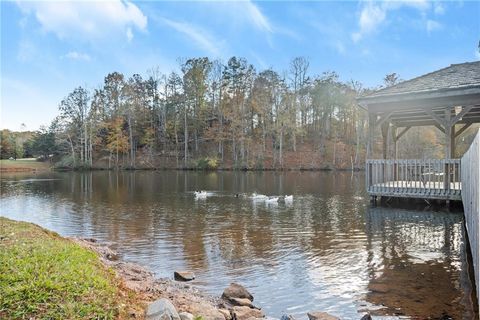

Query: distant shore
left=0, top=159, right=51, bottom=172
left=1, top=161, right=364, bottom=173
left=1, top=156, right=365, bottom=173
left=57, top=167, right=363, bottom=172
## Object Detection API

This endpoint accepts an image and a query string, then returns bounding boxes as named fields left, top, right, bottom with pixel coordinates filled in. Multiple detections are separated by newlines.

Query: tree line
left=3, top=56, right=448, bottom=169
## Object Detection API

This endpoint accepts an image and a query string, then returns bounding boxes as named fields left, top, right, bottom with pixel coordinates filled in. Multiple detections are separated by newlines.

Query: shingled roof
left=362, top=61, right=480, bottom=99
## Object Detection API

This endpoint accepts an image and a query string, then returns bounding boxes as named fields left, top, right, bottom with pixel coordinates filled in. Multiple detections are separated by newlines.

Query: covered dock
left=358, top=60, right=480, bottom=309
left=358, top=61, right=480, bottom=201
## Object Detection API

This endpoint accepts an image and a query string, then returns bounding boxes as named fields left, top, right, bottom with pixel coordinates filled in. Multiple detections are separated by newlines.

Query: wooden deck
left=366, top=159, right=461, bottom=200
left=370, top=181, right=461, bottom=200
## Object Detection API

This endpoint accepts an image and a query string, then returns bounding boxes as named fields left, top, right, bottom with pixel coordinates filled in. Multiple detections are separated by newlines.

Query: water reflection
left=0, top=171, right=476, bottom=319
left=365, top=208, right=476, bottom=319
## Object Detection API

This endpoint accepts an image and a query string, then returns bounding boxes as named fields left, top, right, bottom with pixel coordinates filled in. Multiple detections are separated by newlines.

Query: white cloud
left=63, top=51, right=91, bottom=61
left=352, top=0, right=432, bottom=42
left=434, top=3, right=446, bottom=15
left=334, top=41, right=346, bottom=55
left=243, top=0, right=272, bottom=33
left=126, top=27, right=133, bottom=42
left=159, top=17, right=223, bottom=57
left=211, top=1, right=273, bottom=35
left=358, top=3, right=387, bottom=35
left=17, top=1, right=147, bottom=42
left=426, top=19, right=442, bottom=33
left=17, top=40, right=37, bottom=62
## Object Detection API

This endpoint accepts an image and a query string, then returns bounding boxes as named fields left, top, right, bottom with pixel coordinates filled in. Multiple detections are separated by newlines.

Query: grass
left=0, top=159, right=50, bottom=172
left=0, top=217, right=135, bottom=319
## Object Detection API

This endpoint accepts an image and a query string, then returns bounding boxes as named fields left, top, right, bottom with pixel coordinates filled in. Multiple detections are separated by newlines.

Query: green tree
left=106, top=117, right=130, bottom=168
left=59, top=86, right=91, bottom=167
left=222, top=57, right=255, bottom=166
left=181, top=57, right=212, bottom=161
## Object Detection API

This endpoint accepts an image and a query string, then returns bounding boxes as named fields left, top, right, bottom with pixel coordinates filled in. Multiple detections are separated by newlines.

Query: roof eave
left=357, top=85, right=480, bottom=107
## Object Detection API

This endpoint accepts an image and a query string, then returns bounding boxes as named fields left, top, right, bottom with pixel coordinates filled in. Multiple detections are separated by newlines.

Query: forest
left=1, top=56, right=456, bottom=170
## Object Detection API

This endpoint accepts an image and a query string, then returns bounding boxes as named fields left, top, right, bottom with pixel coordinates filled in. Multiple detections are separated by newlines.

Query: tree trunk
left=128, top=116, right=134, bottom=168
left=184, top=104, right=188, bottom=167
left=68, top=134, right=76, bottom=167
left=195, top=129, right=198, bottom=154
left=262, top=120, right=266, bottom=153
left=232, top=136, right=236, bottom=165
left=333, top=136, right=337, bottom=166
left=279, top=126, right=284, bottom=168
left=292, top=130, right=296, bottom=152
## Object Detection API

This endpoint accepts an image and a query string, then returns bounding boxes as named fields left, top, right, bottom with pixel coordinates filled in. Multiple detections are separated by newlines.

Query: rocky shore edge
left=73, top=237, right=372, bottom=320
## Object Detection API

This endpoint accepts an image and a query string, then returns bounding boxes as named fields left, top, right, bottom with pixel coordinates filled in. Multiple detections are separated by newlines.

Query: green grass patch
left=0, top=159, right=50, bottom=171
left=0, top=217, right=127, bottom=319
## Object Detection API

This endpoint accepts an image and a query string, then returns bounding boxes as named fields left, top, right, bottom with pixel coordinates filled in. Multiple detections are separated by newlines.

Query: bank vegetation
left=2, top=57, right=475, bottom=170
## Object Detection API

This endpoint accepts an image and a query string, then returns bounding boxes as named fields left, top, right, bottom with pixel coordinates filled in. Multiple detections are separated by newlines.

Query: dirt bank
left=73, top=238, right=236, bottom=319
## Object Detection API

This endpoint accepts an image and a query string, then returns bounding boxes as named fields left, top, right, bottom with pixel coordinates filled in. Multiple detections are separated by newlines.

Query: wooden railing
left=366, top=159, right=461, bottom=200
left=460, top=129, right=480, bottom=308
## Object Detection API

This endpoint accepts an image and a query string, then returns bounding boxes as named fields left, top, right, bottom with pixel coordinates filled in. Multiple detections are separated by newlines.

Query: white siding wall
left=461, top=129, right=480, bottom=308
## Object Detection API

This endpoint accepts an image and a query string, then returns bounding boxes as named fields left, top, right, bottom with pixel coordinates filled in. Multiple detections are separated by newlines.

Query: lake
left=0, top=171, right=477, bottom=319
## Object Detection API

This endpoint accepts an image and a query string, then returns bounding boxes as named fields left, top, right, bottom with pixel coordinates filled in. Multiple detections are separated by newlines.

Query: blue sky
left=1, top=0, right=479, bottom=131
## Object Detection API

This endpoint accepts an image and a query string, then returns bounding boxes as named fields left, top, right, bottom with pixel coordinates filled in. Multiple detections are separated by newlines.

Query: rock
left=186, top=304, right=226, bottom=320
left=145, top=298, right=181, bottom=320
left=307, top=312, right=339, bottom=320
left=179, top=312, right=194, bottom=320
left=232, top=306, right=264, bottom=320
left=369, top=283, right=390, bottom=294
left=222, top=283, right=254, bottom=302
left=218, top=308, right=232, bottom=320
left=174, top=271, right=196, bottom=282
left=114, top=261, right=156, bottom=292
left=280, top=315, right=295, bottom=320
left=229, top=297, right=255, bottom=308
left=360, top=314, right=372, bottom=320
left=75, top=238, right=119, bottom=261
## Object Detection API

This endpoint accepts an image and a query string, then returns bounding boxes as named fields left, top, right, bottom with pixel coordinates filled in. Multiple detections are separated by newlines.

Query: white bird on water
left=194, top=191, right=208, bottom=199
left=266, top=197, right=279, bottom=204
left=284, top=195, right=293, bottom=203
left=251, top=192, right=269, bottom=201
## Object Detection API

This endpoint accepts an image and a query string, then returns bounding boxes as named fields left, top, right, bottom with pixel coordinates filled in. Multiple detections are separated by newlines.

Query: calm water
left=0, top=171, right=477, bottom=319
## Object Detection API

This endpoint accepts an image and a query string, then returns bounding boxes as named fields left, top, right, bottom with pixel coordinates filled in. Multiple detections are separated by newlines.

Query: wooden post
left=390, top=126, right=397, bottom=159
left=367, top=112, right=376, bottom=159
left=381, top=122, right=389, bottom=160
left=451, top=124, right=456, bottom=158
left=445, top=107, right=452, bottom=191
left=445, top=107, right=452, bottom=159
left=392, top=127, right=398, bottom=181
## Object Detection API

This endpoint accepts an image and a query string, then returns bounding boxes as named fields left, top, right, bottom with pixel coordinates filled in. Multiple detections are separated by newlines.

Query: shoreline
left=0, top=218, right=375, bottom=320
left=0, top=158, right=365, bottom=173
left=53, top=166, right=364, bottom=172
left=72, top=237, right=243, bottom=320
left=0, top=217, right=265, bottom=320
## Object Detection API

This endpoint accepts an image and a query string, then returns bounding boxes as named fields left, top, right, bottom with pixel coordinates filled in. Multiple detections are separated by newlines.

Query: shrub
left=196, top=157, right=219, bottom=170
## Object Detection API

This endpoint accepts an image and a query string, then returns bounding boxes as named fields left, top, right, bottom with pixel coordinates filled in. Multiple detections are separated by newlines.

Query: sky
left=1, top=0, right=479, bottom=131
